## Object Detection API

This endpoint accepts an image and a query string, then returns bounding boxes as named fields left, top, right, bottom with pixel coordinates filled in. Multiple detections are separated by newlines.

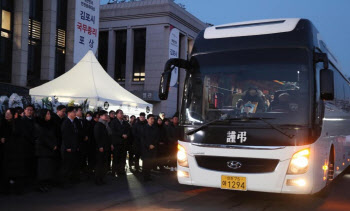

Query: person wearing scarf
left=94, top=110, right=113, bottom=185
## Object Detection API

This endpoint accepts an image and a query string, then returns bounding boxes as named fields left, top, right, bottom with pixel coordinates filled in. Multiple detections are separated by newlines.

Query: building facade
left=99, top=0, right=207, bottom=117
left=0, top=0, right=84, bottom=90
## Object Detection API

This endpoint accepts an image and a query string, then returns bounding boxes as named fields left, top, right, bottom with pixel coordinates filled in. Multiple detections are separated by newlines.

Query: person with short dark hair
left=141, top=114, right=160, bottom=181
left=123, top=115, right=129, bottom=122
left=93, top=112, right=99, bottom=122
left=109, top=109, right=130, bottom=177
left=127, top=115, right=136, bottom=169
left=52, top=105, right=66, bottom=147
left=34, top=109, right=59, bottom=192
left=94, top=110, right=113, bottom=185
left=109, top=110, right=116, bottom=120
left=14, top=107, right=24, bottom=119
left=85, top=111, right=96, bottom=174
left=130, top=115, right=136, bottom=125
left=22, top=104, right=37, bottom=180
left=131, top=112, right=147, bottom=171
left=75, top=107, right=89, bottom=174
left=167, top=115, right=181, bottom=171
left=155, top=117, right=168, bottom=171
left=60, top=106, right=80, bottom=186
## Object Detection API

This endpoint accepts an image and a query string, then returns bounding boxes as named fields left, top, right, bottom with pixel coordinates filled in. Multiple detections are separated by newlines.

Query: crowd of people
left=0, top=105, right=181, bottom=194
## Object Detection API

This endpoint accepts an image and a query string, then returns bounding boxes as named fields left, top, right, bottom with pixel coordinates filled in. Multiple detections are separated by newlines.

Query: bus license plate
left=221, top=175, right=247, bottom=191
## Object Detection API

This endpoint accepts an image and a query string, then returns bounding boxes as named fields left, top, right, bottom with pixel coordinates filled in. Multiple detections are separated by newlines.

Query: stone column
left=40, top=0, right=57, bottom=80
left=107, top=29, right=115, bottom=78
left=65, top=0, right=76, bottom=71
left=124, top=27, right=133, bottom=89
left=11, top=0, right=30, bottom=87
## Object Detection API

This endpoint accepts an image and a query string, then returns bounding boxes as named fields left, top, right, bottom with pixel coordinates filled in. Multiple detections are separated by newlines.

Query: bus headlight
left=287, top=148, right=310, bottom=174
left=177, top=144, right=188, bottom=167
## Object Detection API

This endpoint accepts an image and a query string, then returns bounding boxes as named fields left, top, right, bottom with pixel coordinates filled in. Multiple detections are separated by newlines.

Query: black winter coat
left=21, top=116, right=36, bottom=159
left=51, top=113, right=65, bottom=147
left=94, top=122, right=111, bottom=151
left=86, top=120, right=97, bottom=151
left=0, top=118, right=31, bottom=178
left=166, top=123, right=182, bottom=145
left=75, top=117, right=89, bottom=153
left=34, top=121, right=59, bottom=158
left=141, top=124, right=160, bottom=157
left=61, top=118, right=80, bottom=152
left=109, top=119, right=130, bottom=146
left=132, top=120, right=147, bottom=154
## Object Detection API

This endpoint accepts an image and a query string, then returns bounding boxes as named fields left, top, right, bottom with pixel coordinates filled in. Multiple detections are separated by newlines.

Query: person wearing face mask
left=85, top=111, right=96, bottom=175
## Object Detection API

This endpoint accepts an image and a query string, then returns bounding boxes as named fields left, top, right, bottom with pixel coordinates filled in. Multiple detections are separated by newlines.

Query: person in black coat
left=34, top=109, right=59, bottom=192
left=60, top=106, right=80, bottom=186
left=155, top=117, right=168, bottom=171
left=141, top=114, right=160, bottom=181
left=94, top=110, right=113, bottom=185
left=51, top=105, right=66, bottom=149
left=0, top=109, right=28, bottom=194
left=131, top=112, right=147, bottom=171
left=166, top=115, right=181, bottom=170
left=22, top=105, right=37, bottom=179
left=109, top=109, right=130, bottom=177
left=75, top=106, right=89, bottom=173
left=85, top=111, right=97, bottom=174
left=51, top=105, right=66, bottom=182
left=126, top=115, right=136, bottom=171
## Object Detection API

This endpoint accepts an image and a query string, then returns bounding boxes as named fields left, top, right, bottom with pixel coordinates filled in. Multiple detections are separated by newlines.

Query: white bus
left=158, top=18, right=350, bottom=194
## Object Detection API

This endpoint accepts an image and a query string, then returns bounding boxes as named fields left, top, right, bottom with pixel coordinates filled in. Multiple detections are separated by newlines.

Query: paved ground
left=1, top=170, right=350, bottom=211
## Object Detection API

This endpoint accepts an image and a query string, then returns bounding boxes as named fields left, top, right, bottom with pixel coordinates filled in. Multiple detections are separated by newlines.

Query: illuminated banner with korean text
left=169, top=26, right=180, bottom=87
left=74, top=0, right=100, bottom=63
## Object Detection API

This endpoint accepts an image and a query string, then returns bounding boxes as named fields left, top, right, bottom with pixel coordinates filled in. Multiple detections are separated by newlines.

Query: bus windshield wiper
left=225, top=117, right=295, bottom=139
left=186, top=119, right=224, bottom=136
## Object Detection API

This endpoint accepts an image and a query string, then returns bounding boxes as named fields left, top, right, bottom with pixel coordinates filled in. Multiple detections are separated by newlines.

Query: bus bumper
left=177, top=145, right=315, bottom=194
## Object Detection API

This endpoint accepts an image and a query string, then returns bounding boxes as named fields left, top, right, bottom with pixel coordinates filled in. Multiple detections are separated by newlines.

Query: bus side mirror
left=314, top=52, right=329, bottom=69
left=320, top=69, right=334, bottom=101
left=159, top=58, right=191, bottom=100
left=159, top=71, right=172, bottom=100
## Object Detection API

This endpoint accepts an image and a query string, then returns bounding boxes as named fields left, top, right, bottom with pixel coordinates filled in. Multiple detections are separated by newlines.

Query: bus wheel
left=314, top=147, right=334, bottom=198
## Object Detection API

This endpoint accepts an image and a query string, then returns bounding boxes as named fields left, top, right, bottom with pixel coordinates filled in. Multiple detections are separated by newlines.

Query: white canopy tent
left=29, top=50, right=152, bottom=116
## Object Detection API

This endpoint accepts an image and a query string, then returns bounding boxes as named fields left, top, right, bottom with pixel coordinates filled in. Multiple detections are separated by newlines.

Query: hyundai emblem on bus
left=227, top=161, right=243, bottom=169
left=226, top=131, right=247, bottom=143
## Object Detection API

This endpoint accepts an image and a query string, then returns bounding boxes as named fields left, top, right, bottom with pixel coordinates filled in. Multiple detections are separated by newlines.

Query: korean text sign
left=74, top=0, right=100, bottom=63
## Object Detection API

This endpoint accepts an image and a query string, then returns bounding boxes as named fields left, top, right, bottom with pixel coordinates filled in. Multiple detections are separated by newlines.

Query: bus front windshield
left=181, top=48, right=310, bottom=126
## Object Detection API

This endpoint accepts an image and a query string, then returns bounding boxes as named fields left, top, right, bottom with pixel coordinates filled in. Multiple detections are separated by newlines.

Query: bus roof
left=200, top=18, right=342, bottom=72
left=204, top=18, right=301, bottom=39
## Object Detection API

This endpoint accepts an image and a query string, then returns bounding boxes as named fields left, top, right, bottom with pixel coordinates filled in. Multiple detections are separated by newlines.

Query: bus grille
left=195, top=156, right=279, bottom=173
